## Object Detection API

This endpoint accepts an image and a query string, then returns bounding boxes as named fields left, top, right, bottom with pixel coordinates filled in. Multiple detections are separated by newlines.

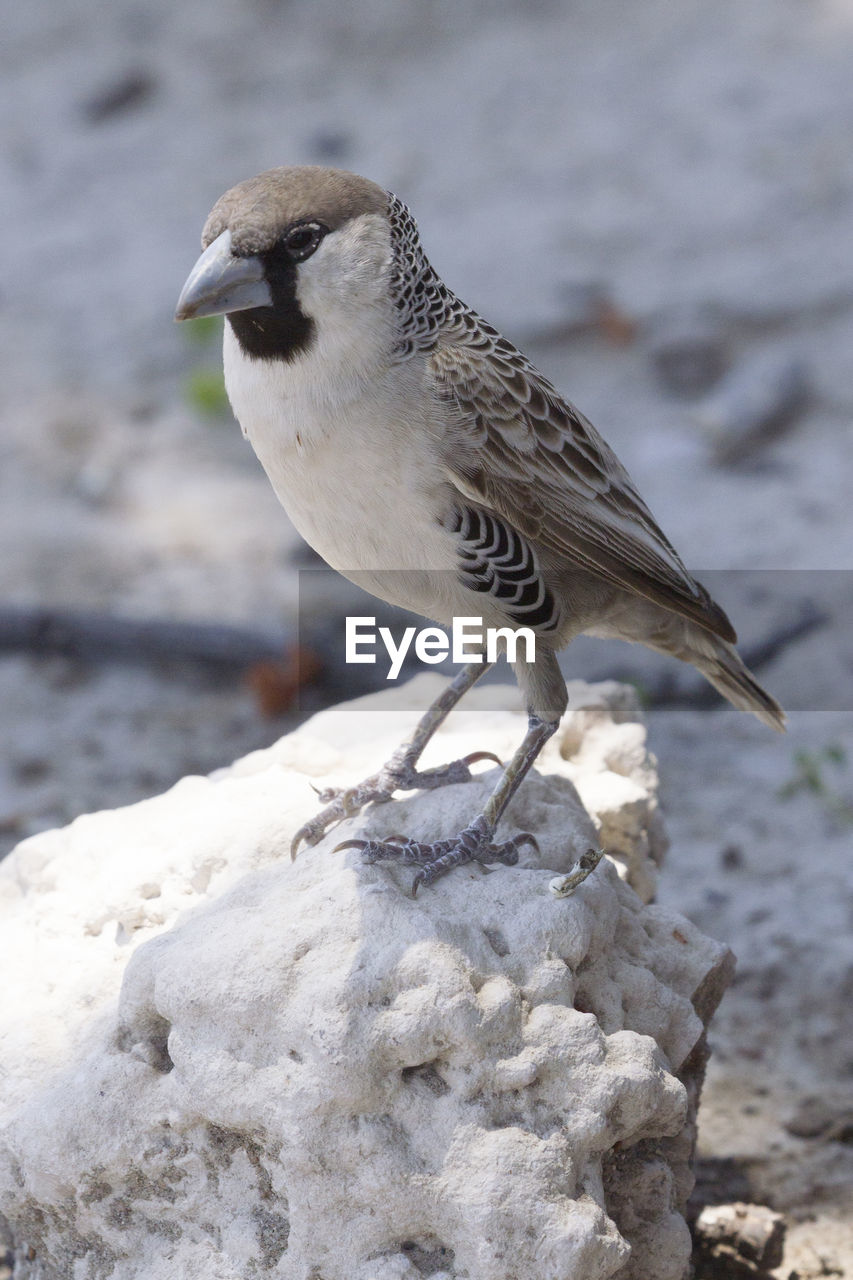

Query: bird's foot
left=335, top=814, right=537, bottom=894
left=290, top=749, right=501, bottom=858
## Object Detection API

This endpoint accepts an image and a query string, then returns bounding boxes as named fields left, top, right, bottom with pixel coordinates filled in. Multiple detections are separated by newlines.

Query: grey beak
left=174, top=229, right=273, bottom=321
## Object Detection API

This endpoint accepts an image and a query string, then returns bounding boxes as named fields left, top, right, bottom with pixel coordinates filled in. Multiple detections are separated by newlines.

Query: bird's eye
left=283, top=222, right=327, bottom=261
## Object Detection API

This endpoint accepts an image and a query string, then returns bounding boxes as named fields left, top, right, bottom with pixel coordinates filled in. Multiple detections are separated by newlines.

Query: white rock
left=0, top=677, right=733, bottom=1280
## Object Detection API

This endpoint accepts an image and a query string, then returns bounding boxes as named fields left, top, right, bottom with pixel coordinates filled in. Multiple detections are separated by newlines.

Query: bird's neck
left=387, top=195, right=459, bottom=360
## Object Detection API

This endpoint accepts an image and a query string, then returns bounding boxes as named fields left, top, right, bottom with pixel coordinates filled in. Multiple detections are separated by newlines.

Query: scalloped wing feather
left=430, top=319, right=737, bottom=644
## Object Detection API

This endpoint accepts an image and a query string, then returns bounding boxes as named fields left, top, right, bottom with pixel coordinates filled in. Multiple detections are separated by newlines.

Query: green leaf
left=182, top=315, right=224, bottom=346
left=185, top=368, right=229, bottom=417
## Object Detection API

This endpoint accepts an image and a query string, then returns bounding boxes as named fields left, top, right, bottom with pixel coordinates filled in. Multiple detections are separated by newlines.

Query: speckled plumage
left=386, top=194, right=463, bottom=360
left=385, top=189, right=734, bottom=644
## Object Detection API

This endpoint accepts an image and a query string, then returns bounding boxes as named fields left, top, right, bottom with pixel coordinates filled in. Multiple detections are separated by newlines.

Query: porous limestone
left=0, top=677, right=733, bottom=1280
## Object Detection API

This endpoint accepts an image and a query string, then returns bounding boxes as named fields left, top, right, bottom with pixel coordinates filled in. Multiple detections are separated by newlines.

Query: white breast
left=222, top=324, right=457, bottom=588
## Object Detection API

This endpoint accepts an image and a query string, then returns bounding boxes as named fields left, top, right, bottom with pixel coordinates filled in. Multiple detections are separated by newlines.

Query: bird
left=175, top=165, right=785, bottom=893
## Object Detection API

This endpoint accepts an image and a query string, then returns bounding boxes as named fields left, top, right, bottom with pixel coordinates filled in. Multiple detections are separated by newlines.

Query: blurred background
left=1, top=0, right=852, bottom=1272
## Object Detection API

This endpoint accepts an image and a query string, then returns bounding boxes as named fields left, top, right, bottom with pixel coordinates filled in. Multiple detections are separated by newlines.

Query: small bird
left=176, top=166, right=784, bottom=892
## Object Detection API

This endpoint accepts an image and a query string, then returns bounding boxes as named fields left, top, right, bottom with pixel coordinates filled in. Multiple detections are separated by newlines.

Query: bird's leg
left=337, top=713, right=561, bottom=892
left=291, top=661, right=499, bottom=856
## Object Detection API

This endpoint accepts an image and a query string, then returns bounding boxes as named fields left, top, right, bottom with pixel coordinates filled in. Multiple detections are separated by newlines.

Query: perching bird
left=176, top=166, right=785, bottom=892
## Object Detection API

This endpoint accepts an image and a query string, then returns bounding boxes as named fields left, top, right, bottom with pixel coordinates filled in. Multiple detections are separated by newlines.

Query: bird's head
left=175, top=166, right=441, bottom=365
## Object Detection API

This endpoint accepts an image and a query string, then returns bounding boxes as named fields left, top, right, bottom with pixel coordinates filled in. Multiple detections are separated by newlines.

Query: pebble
left=646, top=304, right=729, bottom=395
left=695, top=349, right=810, bottom=464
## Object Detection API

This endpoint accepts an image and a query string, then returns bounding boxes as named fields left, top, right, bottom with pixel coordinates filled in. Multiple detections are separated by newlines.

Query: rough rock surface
left=0, top=678, right=733, bottom=1280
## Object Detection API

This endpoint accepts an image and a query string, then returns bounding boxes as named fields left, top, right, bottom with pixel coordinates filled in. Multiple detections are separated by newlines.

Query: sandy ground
left=2, top=1, right=852, bottom=1275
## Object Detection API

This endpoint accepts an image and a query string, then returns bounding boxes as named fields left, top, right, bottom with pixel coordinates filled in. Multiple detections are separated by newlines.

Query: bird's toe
left=334, top=819, right=539, bottom=892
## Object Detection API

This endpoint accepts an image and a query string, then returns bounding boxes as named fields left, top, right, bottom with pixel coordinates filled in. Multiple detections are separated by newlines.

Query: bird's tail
left=695, top=641, right=786, bottom=732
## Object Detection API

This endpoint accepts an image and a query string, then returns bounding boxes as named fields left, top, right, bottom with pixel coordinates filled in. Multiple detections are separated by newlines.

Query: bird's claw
left=334, top=817, right=538, bottom=893
left=460, top=749, right=503, bottom=769
left=291, top=749, right=503, bottom=859
left=310, top=782, right=341, bottom=804
left=385, top=748, right=502, bottom=791
left=291, top=780, right=390, bottom=859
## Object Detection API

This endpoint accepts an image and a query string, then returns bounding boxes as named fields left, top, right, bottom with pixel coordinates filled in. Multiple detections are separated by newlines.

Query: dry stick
left=0, top=605, right=289, bottom=669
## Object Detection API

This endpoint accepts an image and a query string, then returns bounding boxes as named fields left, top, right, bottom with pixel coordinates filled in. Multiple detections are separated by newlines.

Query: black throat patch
left=227, top=247, right=315, bottom=362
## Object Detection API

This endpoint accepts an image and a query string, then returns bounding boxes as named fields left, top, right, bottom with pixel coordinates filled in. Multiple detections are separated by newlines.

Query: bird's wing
left=429, top=316, right=736, bottom=642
